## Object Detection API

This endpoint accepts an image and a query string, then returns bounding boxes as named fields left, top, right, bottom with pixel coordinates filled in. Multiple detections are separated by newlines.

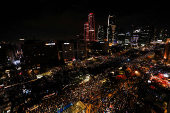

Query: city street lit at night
left=0, top=1, right=170, bottom=113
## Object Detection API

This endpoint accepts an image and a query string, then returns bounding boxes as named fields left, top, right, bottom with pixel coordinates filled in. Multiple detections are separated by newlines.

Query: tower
left=97, top=25, right=107, bottom=42
left=97, top=25, right=103, bottom=41
left=88, top=13, right=95, bottom=41
left=140, top=23, right=154, bottom=44
left=84, top=22, right=89, bottom=41
left=84, top=13, right=95, bottom=42
left=107, top=15, right=116, bottom=45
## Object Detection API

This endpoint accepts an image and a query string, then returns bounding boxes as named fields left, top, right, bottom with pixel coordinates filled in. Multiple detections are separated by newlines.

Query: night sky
left=0, top=0, right=169, bottom=42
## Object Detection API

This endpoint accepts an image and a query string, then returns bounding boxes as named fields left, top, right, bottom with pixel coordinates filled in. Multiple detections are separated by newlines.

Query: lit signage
left=64, top=43, right=70, bottom=45
left=100, top=42, right=105, bottom=43
left=19, top=39, right=25, bottom=40
left=133, top=29, right=141, bottom=33
left=157, top=40, right=162, bottom=42
left=89, top=30, right=94, bottom=31
left=45, top=43, right=55, bottom=45
left=118, top=33, right=125, bottom=36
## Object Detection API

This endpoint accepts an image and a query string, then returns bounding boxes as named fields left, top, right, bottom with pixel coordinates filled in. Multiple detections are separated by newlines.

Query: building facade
left=22, top=40, right=58, bottom=68
left=139, top=23, right=154, bottom=45
left=76, top=42, right=87, bottom=59
left=107, top=15, right=116, bottom=45
left=132, top=28, right=140, bottom=46
left=84, top=13, right=96, bottom=42
left=84, top=22, right=89, bottom=42
left=58, top=42, right=75, bottom=62
left=87, top=41, right=109, bottom=56
left=125, top=32, right=131, bottom=44
left=116, top=27, right=126, bottom=44
left=0, top=43, right=16, bottom=66
left=88, top=13, right=95, bottom=41
left=97, top=25, right=107, bottom=42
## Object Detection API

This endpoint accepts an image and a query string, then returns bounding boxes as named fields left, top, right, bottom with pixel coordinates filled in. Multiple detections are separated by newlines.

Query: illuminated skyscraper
left=88, top=13, right=95, bottom=41
left=84, top=13, right=95, bottom=42
left=97, top=25, right=107, bottom=42
left=84, top=22, right=89, bottom=41
left=108, top=15, right=116, bottom=26
left=107, top=15, right=116, bottom=45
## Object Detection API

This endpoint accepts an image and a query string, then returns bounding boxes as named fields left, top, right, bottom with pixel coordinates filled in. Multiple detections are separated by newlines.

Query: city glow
left=2, top=11, right=170, bottom=113
left=45, top=43, right=55, bottom=45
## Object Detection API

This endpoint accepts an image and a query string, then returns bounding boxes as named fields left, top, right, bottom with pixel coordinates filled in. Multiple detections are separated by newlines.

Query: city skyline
left=1, top=1, right=170, bottom=111
left=0, top=0, right=169, bottom=42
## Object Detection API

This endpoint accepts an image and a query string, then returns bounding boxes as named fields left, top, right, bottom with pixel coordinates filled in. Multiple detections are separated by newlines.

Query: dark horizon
left=0, top=0, right=169, bottom=42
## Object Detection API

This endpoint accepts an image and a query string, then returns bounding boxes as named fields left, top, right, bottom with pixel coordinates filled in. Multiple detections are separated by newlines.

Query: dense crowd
left=99, top=82, right=139, bottom=113
left=25, top=51, right=151, bottom=113
left=26, top=74, right=103, bottom=112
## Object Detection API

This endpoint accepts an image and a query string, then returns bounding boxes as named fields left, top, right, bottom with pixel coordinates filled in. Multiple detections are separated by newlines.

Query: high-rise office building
left=87, top=41, right=109, bottom=56
left=132, top=23, right=154, bottom=45
left=84, top=13, right=96, bottom=42
left=88, top=13, right=95, bottom=41
left=125, top=32, right=131, bottom=44
left=107, top=15, right=116, bottom=45
left=97, top=25, right=107, bottom=42
left=58, top=42, right=75, bottom=62
left=139, top=23, right=154, bottom=44
left=22, top=40, right=59, bottom=68
left=76, top=42, right=87, bottom=59
left=132, top=28, right=140, bottom=46
left=84, top=22, right=89, bottom=41
left=159, top=29, right=168, bottom=42
left=97, top=25, right=104, bottom=42
left=117, top=27, right=126, bottom=44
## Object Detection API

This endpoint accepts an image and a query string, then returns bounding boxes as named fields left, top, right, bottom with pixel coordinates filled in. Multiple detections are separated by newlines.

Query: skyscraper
left=84, top=13, right=96, bottom=42
left=97, top=25, right=107, bottom=42
left=117, top=27, right=126, bottom=44
left=107, top=15, right=116, bottom=45
left=139, top=23, right=154, bottom=44
left=132, top=28, right=140, bottom=44
left=88, top=13, right=95, bottom=41
left=84, top=22, right=89, bottom=41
